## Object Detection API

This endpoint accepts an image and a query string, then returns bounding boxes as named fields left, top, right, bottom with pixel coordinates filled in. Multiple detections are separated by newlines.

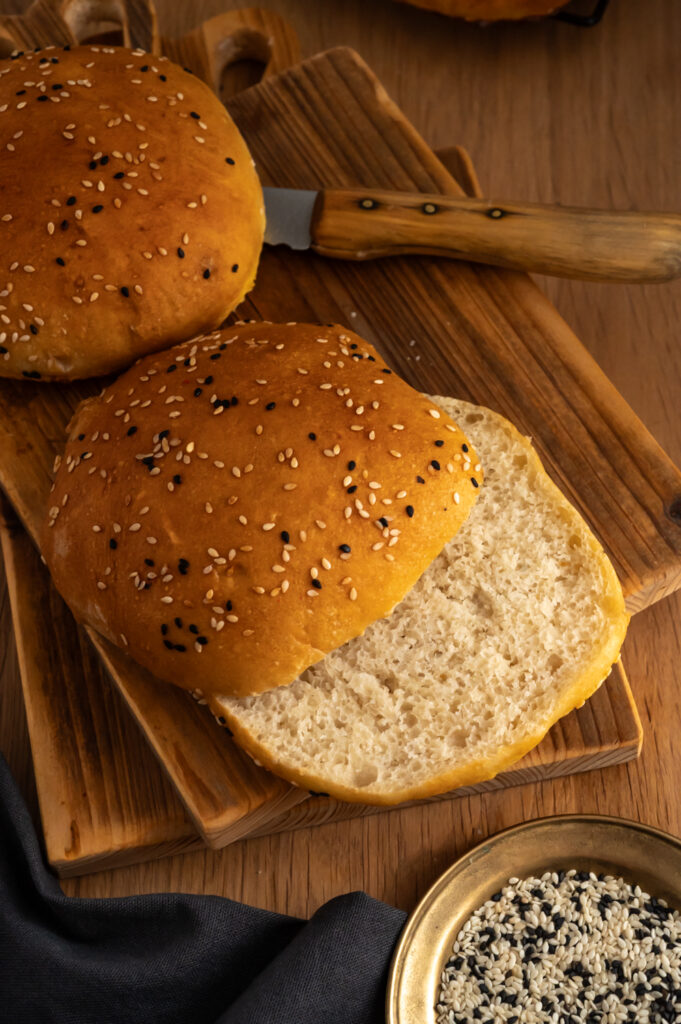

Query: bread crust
left=211, top=400, right=629, bottom=803
left=0, top=45, right=263, bottom=380
left=41, top=326, right=481, bottom=696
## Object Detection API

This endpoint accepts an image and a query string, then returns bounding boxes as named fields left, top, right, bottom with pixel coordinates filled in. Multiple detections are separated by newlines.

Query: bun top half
left=42, top=322, right=482, bottom=697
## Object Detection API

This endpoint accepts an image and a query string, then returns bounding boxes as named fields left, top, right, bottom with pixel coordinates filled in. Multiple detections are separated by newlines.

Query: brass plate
left=387, top=814, right=681, bottom=1024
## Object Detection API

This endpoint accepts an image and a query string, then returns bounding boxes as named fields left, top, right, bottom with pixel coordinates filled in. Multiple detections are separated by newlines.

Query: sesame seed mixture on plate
left=436, top=870, right=681, bottom=1024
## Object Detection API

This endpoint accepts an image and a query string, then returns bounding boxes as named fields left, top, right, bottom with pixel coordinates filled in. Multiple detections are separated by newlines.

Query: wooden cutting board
left=0, top=0, right=670, bottom=874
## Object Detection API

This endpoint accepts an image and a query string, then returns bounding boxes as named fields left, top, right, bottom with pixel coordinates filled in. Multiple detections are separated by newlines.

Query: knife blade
left=263, top=185, right=681, bottom=283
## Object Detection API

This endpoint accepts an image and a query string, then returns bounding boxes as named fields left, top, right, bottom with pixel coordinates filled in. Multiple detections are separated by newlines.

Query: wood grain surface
left=1, top=0, right=680, bottom=917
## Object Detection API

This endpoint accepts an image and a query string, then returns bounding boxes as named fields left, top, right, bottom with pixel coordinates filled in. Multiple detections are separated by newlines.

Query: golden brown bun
left=41, top=323, right=481, bottom=697
left=0, top=44, right=263, bottom=380
left=394, top=0, right=562, bottom=20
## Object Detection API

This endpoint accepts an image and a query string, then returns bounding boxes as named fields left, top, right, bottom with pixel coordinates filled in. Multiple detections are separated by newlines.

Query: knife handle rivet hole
left=488, top=207, right=505, bottom=219
left=359, top=198, right=378, bottom=210
left=422, top=202, right=438, bottom=215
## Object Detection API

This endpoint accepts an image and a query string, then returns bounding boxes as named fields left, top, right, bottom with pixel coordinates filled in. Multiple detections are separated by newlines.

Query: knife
left=263, top=186, right=681, bottom=283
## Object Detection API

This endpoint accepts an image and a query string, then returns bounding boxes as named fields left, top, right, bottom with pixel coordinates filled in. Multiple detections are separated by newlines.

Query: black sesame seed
left=209, top=352, right=221, bottom=361
left=56, top=257, right=65, bottom=266
left=193, top=387, right=202, bottom=397
left=60, top=220, right=69, bottom=230
left=159, top=429, right=170, bottom=439
left=281, top=531, right=290, bottom=543
left=0, top=346, right=6, bottom=355
left=92, top=204, right=103, bottom=213
left=382, top=368, right=392, bottom=374
left=89, top=160, right=97, bottom=170
left=163, top=639, right=174, bottom=650
left=159, top=74, right=167, bottom=81
left=51, top=84, right=62, bottom=90
left=347, top=485, right=357, bottom=494
left=37, top=95, right=48, bottom=102
left=204, top=375, right=213, bottom=384
left=265, top=401, right=276, bottom=410
left=174, top=617, right=183, bottom=628
left=177, top=247, right=185, bottom=258
left=226, top=600, right=233, bottom=612
left=22, top=370, right=41, bottom=379
left=434, top=439, right=444, bottom=447
left=190, top=111, right=200, bottom=119
left=120, top=286, right=130, bottom=298
left=77, top=433, right=85, bottom=441
left=203, top=268, right=210, bottom=279
left=160, top=623, right=168, bottom=634
left=348, top=460, right=356, bottom=470
left=308, top=432, right=316, bottom=440
left=431, top=459, right=441, bottom=470
left=174, top=644, right=186, bottom=653
left=127, top=426, right=137, bottom=436
left=471, top=478, right=479, bottom=488
left=311, top=579, right=322, bottom=589
left=196, top=636, right=208, bottom=645
left=462, top=443, right=469, bottom=452
left=231, top=263, right=239, bottom=272
left=379, top=517, right=389, bottom=528
left=166, top=363, right=177, bottom=373
left=66, top=196, right=76, bottom=206
left=141, top=64, right=149, bottom=71
left=100, top=156, right=109, bottom=166
left=178, top=559, right=189, bottom=575
left=109, top=538, right=117, bottom=549
left=189, top=624, right=199, bottom=634
left=416, top=475, right=425, bottom=483
left=113, top=171, right=125, bottom=179
left=406, top=505, right=414, bottom=517
left=15, top=90, right=25, bottom=96
left=231, top=396, right=238, bottom=406
left=173, top=474, right=182, bottom=485
left=339, top=544, right=351, bottom=553
left=29, top=324, right=38, bottom=335
left=145, top=559, right=155, bottom=567
left=225, top=157, right=235, bottom=165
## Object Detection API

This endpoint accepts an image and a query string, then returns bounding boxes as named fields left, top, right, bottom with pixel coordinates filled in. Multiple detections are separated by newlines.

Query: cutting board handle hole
left=60, top=0, right=145, bottom=49
left=666, top=497, right=681, bottom=525
left=219, top=58, right=267, bottom=103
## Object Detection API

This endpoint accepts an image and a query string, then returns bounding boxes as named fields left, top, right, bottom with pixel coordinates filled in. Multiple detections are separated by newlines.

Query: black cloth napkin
left=0, top=754, right=406, bottom=1023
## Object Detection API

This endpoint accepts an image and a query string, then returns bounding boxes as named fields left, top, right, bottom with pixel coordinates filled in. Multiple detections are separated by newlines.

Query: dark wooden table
left=1, top=0, right=680, bottom=918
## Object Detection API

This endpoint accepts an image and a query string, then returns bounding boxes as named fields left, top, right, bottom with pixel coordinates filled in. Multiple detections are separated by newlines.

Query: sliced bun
left=42, top=325, right=481, bottom=697
left=212, top=398, right=629, bottom=804
left=0, top=44, right=263, bottom=380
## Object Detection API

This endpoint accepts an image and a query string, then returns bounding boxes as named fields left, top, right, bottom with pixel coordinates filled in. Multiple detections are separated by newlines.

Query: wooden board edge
left=53, top=833, right=205, bottom=879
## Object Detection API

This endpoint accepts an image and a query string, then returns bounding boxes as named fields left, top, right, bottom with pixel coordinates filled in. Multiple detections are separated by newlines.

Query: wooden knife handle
left=310, top=188, right=681, bottom=283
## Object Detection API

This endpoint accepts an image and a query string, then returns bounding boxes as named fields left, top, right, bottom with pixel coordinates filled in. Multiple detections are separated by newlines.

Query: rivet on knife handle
left=310, top=188, right=681, bottom=283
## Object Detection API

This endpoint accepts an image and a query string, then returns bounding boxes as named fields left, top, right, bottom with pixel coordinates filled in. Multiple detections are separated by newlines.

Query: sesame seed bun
left=41, top=322, right=482, bottom=698
left=0, top=44, right=264, bottom=380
